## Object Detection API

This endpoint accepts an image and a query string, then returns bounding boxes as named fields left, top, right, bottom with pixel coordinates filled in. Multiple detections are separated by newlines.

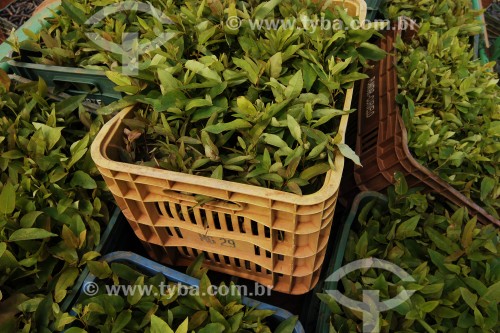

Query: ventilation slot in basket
left=226, top=216, right=234, bottom=231
left=213, top=212, right=222, bottom=229
left=363, top=128, right=378, bottom=150
left=174, top=227, right=183, bottom=238
left=156, top=202, right=185, bottom=221
left=238, top=217, right=245, bottom=233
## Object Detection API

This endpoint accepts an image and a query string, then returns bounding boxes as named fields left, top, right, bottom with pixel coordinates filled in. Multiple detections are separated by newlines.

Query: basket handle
left=162, top=190, right=245, bottom=212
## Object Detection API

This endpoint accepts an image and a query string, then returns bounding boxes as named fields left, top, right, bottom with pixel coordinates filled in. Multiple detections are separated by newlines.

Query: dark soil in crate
left=0, top=0, right=44, bottom=42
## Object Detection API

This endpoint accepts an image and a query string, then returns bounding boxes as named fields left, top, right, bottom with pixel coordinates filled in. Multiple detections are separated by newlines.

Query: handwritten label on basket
left=366, top=76, right=376, bottom=119
left=85, top=98, right=103, bottom=106
left=199, top=234, right=236, bottom=248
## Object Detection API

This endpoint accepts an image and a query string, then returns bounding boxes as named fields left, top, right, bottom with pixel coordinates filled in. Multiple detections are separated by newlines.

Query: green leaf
left=329, top=57, right=351, bottom=75
left=2, top=150, right=25, bottom=159
left=87, top=261, right=112, bottom=279
left=420, top=300, right=440, bottom=313
left=67, top=147, right=88, bottom=170
left=186, top=254, right=208, bottom=279
left=175, top=318, right=189, bottom=333
left=262, top=134, right=290, bottom=151
left=185, top=60, right=222, bottom=82
left=253, top=0, right=281, bottom=20
left=20, top=211, right=43, bottom=228
left=186, top=98, right=212, bottom=111
left=70, top=171, right=97, bottom=189
left=9, top=228, right=57, bottom=241
left=18, top=297, right=43, bottom=313
left=336, top=143, right=361, bottom=166
left=302, top=61, right=317, bottom=91
left=150, top=314, right=174, bottom=333
left=394, top=171, right=408, bottom=195
left=60, top=327, right=87, bottom=333
left=355, top=231, right=368, bottom=257
left=0, top=242, right=6, bottom=258
left=299, top=163, right=330, bottom=181
left=227, top=312, right=244, bottom=332
left=428, top=249, right=449, bottom=273
left=105, top=71, right=132, bottom=86
left=209, top=307, right=230, bottom=331
left=197, top=323, right=225, bottom=333
left=317, top=293, right=342, bottom=314
left=425, top=227, right=460, bottom=254
left=111, top=310, right=132, bottom=333
left=268, top=52, right=282, bottom=78
left=0, top=69, right=10, bottom=91
left=244, top=309, right=275, bottom=322
left=284, top=70, right=303, bottom=99
left=480, top=281, right=500, bottom=304
left=56, top=95, right=87, bottom=117
left=480, top=177, right=495, bottom=201
left=434, top=306, right=461, bottom=318
left=236, top=96, right=258, bottom=117
left=474, top=307, right=484, bottom=327
left=233, top=58, right=260, bottom=85
left=0, top=182, right=16, bottom=215
left=203, top=119, right=252, bottom=134
left=61, top=0, right=87, bottom=25
left=54, top=267, right=79, bottom=303
left=287, top=115, right=303, bottom=144
left=460, top=288, right=478, bottom=309
left=340, top=72, right=369, bottom=84
left=307, top=141, right=327, bottom=160
left=461, top=217, right=477, bottom=249
left=188, top=311, right=208, bottom=331
left=358, top=42, right=386, bottom=60
left=274, top=315, right=298, bottom=333
left=396, top=215, right=421, bottom=240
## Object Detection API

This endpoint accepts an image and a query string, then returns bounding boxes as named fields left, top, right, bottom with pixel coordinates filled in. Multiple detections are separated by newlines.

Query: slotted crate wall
left=354, top=18, right=499, bottom=226
left=91, top=88, right=353, bottom=294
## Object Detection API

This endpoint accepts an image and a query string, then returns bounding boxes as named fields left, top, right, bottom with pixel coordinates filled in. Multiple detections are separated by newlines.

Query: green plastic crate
left=472, top=0, right=491, bottom=65
left=366, top=0, right=384, bottom=21
left=8, top=50, right=121, bottom=105
left=0, top=0, right=120, bottom=105
left=307, top=191, right=387, bottom=333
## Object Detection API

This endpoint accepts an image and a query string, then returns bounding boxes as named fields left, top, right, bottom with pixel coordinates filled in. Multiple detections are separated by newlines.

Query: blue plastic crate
left=60, top=207, right=128, bottom=311
left=66, top=251, right=305, bottom=333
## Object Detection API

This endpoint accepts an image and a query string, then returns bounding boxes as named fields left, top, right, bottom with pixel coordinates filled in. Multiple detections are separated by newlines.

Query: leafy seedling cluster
left=68, top=256, right=298, bottom=333
left=387, top=0, right=500, bottom=217
left=318, top=174, right=500, bottom=333
left=0, top=71, right=114, bottom=331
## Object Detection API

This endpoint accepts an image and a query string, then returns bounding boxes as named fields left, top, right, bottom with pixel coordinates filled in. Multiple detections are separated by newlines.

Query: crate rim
left=91, top=89, right=353, bottom=206
left=7, top=56, right=110, bottom=77
left=315, top=191, right=387, bottom=333
left=60, top=206, right=122, bottom=312
left=354, top=18, right=500, bottom=227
